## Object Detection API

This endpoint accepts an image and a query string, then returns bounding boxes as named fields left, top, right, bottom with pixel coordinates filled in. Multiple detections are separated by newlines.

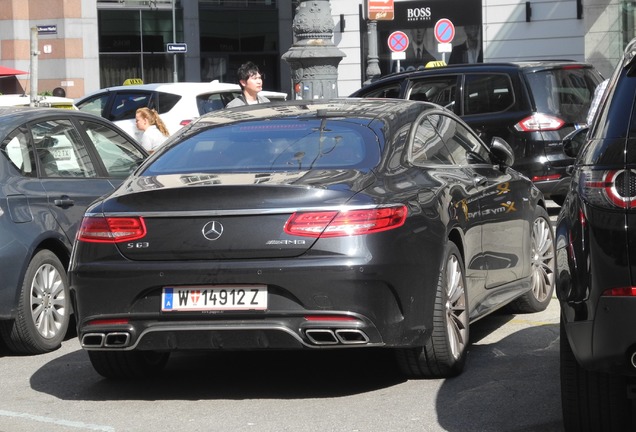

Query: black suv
left=556, top=39, right=636, bottom=431
left=351, top=61, right=603, bottom=204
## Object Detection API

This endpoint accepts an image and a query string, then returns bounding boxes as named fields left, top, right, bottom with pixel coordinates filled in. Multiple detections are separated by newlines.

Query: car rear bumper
left=532, top=175, right=571, bottom=200
left=71, top=256, right=440, bottom=352
left=563, top=297, right=636, bottom=375
left=78, top=315, right=386, bottom=351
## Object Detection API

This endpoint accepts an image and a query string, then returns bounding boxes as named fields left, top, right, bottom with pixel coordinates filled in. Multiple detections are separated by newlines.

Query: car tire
left=0, top=250, right=70, bottom=354
left=88, top=350, right=170, bottom=379
left=395, top=242, right=469, bottom=378
left=560, top=317, right=633, bottom=431
left=506, top=205, right=555, bottom=313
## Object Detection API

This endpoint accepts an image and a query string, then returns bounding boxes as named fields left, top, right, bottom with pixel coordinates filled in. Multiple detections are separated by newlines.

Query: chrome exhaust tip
left=104, top=332, right=131, bottom=347
left=630, top=351, right=636, bottom=369
left=335, top=329, right=369, bottom=344
left=305, top=329, right=339, bottom=345
left=81, top=333, right=105, bottom=348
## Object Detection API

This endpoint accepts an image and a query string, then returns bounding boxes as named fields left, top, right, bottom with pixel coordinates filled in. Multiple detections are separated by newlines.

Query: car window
left=80, top=120, right=146, bottom=178
left=428, top=113, right=490, bottom=165
left=359, top=83, right=401, bottom=98
left=143, top=119, right=382, bottom=175
left=31, top=119, right=97, bottom=178
left=0, top=127, right=36, bottom=177
left=76, top=93, right=110, bottom=117
left=155, top=91, right=181, bottom=115
left=197, top=91, right=240, bottom=114
left=110, top=92, right=151, bottom=121
left=463, top=74, right=514, bottom=115
left=410, top=115, right=453, bottom=165
left=524, top=67, right=598, bottom=122
left=408, top=77, right=459, bottom=111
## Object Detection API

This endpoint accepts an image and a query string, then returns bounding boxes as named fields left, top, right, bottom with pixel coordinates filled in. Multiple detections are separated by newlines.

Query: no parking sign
left=387, top=30, right=408, bottom=69
left=434, top=18, right=455, bottom=44
left=388, top=31, right=409, bottom=53
left=434, top=18, right=455, bottom=60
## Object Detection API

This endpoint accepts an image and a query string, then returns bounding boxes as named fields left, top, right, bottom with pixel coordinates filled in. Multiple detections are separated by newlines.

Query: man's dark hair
left=236, top=62, right=261, bottom=89
left=52, top=87, right=66, bottom=97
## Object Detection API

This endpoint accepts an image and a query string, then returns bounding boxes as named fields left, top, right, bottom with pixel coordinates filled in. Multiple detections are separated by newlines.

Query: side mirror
left=490, top=136, right=515, bottom=167
left=562, top=127, right=589, bottom=158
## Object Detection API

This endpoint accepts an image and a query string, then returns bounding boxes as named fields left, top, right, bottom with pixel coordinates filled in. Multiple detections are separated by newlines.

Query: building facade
left=0, top=0, right=632, bottom=99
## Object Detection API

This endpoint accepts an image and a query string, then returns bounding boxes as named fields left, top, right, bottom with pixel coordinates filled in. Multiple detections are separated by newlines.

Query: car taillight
left=77, top=216, right=147, bottom=243
left=602, top=287, right=636, bottom=296
left=514, top=113, right=565, bottom=132
left=180, top=119, right=191, bottom=126
left=580, top=169, right=636, bottom=209
left=532, top=174, right=561, bottom=183
left=304, top=315, right=359, bottom=322
left=561, top=65, right=584, bottom=70
left=87, top=318, right=130, bottom=326
left=284, top=206, right=407, bottom=237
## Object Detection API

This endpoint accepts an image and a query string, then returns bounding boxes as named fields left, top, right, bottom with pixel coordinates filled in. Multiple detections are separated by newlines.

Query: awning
left=0, top=66, right=29, bottom=77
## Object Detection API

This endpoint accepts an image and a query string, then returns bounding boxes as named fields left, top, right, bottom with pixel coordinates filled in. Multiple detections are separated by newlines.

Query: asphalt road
left=0, top=203, right=565, bottom=432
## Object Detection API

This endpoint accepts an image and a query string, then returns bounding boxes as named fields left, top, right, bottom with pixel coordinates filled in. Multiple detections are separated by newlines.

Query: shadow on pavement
left=28, top=311, right=562, bottom=431
left=437, top=321, right=562, bottom=432
left=30, top=346, right=406, bottom=401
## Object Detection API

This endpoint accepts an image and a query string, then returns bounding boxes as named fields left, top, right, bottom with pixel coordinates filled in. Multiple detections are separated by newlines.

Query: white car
left=0, top=94, right=78, bottom=109
left=75, top=81, right=288, bottom=141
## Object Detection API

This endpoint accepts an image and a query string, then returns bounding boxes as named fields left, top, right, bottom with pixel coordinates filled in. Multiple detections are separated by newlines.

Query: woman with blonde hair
left=135, top=107, right=170, bottom=153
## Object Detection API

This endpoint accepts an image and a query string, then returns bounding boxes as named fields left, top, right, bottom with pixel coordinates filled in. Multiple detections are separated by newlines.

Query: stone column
left=365, top=19, right=381, bottom=84
left=282, top=0, right=346, bottom=100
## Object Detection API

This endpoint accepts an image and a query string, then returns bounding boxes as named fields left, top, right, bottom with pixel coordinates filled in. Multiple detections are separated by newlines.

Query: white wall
left=483, top=0, right=584, bottom=62
left=331, top=1, right=364, bottom=96
left=76, top=0, right=101, bottom=94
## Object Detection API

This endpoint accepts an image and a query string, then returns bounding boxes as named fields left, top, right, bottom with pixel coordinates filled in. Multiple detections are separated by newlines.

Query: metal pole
left=139, top=10, right=145, bottom=83
left=172, top=0, right=178, bottom=82
left=30, top=27, right=39, bottom=106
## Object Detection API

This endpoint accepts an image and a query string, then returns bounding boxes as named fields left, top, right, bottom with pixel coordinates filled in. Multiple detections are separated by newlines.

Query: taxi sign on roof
left=426, top=60, right=447, bottom=68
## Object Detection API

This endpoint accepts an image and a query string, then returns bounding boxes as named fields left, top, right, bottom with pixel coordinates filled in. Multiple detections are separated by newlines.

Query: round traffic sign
left=434, top=19, right=455, bottom=44
left=388, top=31, right=409, bottom=53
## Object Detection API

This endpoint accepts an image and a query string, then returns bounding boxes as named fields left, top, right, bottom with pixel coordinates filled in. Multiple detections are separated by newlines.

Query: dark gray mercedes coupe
left=69, top=98, right=555, bottom=379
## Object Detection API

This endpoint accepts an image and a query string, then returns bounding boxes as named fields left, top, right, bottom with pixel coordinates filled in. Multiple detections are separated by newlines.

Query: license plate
left=161, top=285, right=267, bottom=311
left=53, top=148, right=71, bottom=160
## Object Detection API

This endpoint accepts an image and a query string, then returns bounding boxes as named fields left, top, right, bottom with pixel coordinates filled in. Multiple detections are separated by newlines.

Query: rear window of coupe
left=142, top=119, right=382, bottom=175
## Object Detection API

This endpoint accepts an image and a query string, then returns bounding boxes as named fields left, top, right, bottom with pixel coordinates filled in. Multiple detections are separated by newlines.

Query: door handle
left=54, top=196, right=75, bottom=208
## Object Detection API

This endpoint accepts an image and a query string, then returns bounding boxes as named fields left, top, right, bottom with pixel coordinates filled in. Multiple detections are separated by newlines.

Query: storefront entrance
left=97, top=1, right=280, bottom=90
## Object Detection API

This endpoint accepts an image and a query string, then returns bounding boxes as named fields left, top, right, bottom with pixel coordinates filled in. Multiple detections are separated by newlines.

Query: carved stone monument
left=282, top=0, right=346, bottom=100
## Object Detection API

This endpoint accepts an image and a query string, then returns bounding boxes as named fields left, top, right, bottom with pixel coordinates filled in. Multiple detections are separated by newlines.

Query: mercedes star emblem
left=202, top=221, right=224, bottom=241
